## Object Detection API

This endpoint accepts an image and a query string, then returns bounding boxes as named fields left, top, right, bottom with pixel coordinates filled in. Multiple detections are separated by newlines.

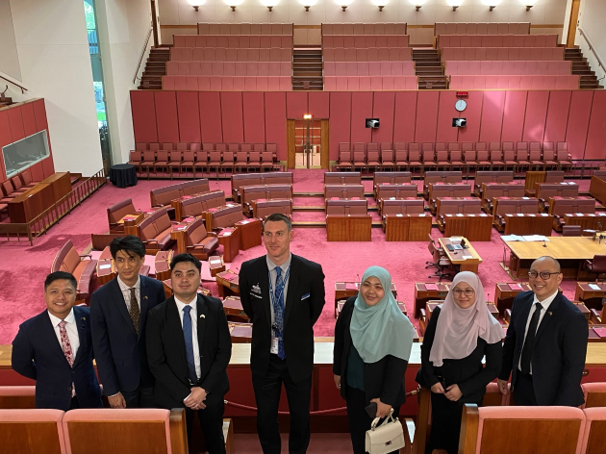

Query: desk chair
left=585, top=255, right=606, bottom=282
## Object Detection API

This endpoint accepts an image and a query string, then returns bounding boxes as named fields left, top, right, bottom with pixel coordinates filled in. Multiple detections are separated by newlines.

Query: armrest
left=538, top=198, right=545, bottom=204
left=207, top=232, right=218, bottom=237
left=553, top=214, right=561, bottom=220
left=144, top=239, right=159, bottom=245
left=79, top=253, right=93, bottom=260
left=504, top=309, right=512, bottom=324
left=419, top=308, right=426, bottom=321
left=590, top=308, right=602, bottom=324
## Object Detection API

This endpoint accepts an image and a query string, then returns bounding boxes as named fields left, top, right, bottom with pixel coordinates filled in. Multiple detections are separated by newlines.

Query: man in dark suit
left=147, top=253, right=232, bottom=454
left=498, top=256, right=588, bottom=406
left=12, top=271, right=103, bottom=411
left=240, top=213, right=326, bottom=454
left=90, top=236, right=166, bottom=408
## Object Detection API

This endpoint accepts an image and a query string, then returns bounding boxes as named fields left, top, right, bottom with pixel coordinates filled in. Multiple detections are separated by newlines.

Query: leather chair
left=562, top=225, right=582, bottom=236
left=185, top=217, right=219, bottom=260
left=585, top=255, right=606, bottom=281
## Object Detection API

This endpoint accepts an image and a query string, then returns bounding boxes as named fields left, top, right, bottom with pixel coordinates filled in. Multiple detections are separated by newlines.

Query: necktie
left=182, top=306, right=198, bottom=384
left=520, top=302, right=543, bottom=375
left=129, top=288, right=140, bottom=335
left=58, top=320, right=75, bottom=367
left=273, top=267, right=286, bottom=360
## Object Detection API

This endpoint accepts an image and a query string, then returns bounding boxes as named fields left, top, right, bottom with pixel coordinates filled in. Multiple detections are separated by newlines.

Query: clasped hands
left=431, top=382, right=463, bottom=401
left=184, top=387, right=207, bottom=410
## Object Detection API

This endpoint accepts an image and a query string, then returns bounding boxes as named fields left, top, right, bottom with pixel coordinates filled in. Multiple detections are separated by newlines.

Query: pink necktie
left=59, top=320, right=74, bottom=367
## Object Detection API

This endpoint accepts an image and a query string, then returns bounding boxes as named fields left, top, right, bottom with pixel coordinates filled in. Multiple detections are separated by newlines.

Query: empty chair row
left=322, top=23, right=407, bottom=36
left=171, top=47, right=291, bottom=62
left=444, top=60, right=572, bottom=76
left=437, top=34, right=558, bottom=48
left=324, top=47, right=412, bottom=61
left=338, top=141, right=569, bottom=154
left=174, top=35, right=292, bottom=48
left=324, top=61, right=416, bottom=76
left=324, top=76, right=418, bottom=91
left=435, top=22, right=530, bottom=36
left=441, top=47, right=564, bottom=61
left=196, top=23, right=293, bottom=35
left=167, top=61, right=291, bottom=77
left=323, top=35, right=409, bottom=48
left=134, top=142, right=277, bottom=153
left=162, top=75, right=291, bottom=91
left=449, top=74, right=579, bottom=90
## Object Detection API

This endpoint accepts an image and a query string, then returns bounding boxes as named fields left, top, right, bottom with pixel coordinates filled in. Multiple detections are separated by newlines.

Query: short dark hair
left=170, top=253, right=202, bottom=273
left=44, top=271, right=77, bottom=291
left=264, top=212, right=292, bottom=231
left=109, top=235, right=146, bottom=259
left=532, top=256, right=561, bottom=273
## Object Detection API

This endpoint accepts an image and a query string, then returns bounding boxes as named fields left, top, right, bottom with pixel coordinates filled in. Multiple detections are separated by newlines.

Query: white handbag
left=364, top=409, right=405, bottom=454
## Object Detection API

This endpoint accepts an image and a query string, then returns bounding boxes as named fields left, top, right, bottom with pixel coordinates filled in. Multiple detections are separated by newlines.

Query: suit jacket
left=333, top=297, right=408, bottom=407
left=90, top=275, right=166, bottom=396
left=240, top=254, right=325, bottom=383
left=11, top=306, right=103, bottom=411
left=499, top=291, right=588, bottom=406
left=146, top=294, right=232, bottom=409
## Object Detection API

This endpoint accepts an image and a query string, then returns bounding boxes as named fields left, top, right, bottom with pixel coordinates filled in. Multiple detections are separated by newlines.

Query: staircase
left=413, top=48, right=448, bottom=89
left=292, top=48, right=323, bottom=91
left=565, top=47, right=603, bottom=89
left=138, top=47, right=170, bottom=90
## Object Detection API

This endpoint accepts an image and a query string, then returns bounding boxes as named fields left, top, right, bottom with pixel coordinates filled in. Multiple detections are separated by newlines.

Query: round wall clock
left=455, top=99, right=467, bottom=112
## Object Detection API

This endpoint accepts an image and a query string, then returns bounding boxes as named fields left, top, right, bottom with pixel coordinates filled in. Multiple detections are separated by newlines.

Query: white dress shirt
left=266, top=253, right=292, bottom=325
left=48, top=309, right=80, bottom=361
left=518, top=289, right=558, bottom=374
left=117, top=275, right=141, bottom=312
left=174, top=296, right=201, bottom=380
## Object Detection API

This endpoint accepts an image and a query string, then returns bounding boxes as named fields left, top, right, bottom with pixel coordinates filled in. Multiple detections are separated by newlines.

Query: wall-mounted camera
left=452, top=118, right=467, bottom=128
left=366, top=118, right=380, bottom=128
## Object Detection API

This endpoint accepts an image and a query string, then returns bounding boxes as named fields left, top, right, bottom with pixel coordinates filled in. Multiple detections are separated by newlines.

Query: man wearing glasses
left=497, top=256, right=588, bottom=406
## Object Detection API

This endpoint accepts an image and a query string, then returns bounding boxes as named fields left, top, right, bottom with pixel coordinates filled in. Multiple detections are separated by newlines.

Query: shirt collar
left=533, top=289, right=559, bottom=311
left=266, top=253, right=292, bottom=273
left=48, top=308, right=76, bottom=328
left=117, top=275, right=140, bottom=291
left=174, top=295, right=198, bottom=314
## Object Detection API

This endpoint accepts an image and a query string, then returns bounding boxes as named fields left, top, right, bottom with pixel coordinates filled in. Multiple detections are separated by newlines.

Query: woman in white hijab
left=416, top=271, right=503, bottom=454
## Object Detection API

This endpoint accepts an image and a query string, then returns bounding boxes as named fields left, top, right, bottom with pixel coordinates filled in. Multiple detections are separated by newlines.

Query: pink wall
left=131, top=90, right=606, bottom=161
left=0, top=99, right=54, bottom=182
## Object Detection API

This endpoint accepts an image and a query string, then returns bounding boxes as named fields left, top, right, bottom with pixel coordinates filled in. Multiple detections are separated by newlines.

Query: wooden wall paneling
left=414, top=91, right=439, bottom=143
left=393, top=91, right=417, bottom=144
left=543, top=91, right=572, bottom=143
left=501, top=91, right=528, bottom=143
left=328, top=92, right=352, bottom=161
left=522, top=90, right=549, bottom=142
left=264, top=92, right=287, bottom=161
left=199, top=92, right=223, bottom=144
left=565, top=90, right=593, bottom=159
left=479, top=91, right=505, bottom=143
left=370, top=91, right=395, bottom=144
left=350, top=92, right=373, bottom=144
left=584, top=90, right=606, bottom=160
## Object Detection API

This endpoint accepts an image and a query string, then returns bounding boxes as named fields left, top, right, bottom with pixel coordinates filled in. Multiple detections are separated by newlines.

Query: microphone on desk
left=543, top=239, right=547, bottom=248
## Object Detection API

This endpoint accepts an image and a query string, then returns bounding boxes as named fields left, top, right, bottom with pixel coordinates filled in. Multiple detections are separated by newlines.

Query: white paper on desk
left=522, top=235, right=549, bottom=242
left=501, top=235, right=525, bottom=242
left=450, top=236, right=463, bottom=243
left=99, top=264, right=111, bottom=270
left=589, top=284, right=602, bottom=291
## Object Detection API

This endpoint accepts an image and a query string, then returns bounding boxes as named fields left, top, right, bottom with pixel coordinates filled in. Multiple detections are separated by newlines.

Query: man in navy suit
left=90, top=235, right=166, bottom=408
left=498, top=256, right=588, bottom=406
left=12, top=271, right=103, bottom=411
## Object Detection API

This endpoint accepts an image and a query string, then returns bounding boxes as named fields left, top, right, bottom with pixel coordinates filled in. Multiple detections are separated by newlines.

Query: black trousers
left=345, top=386, right=401, bottom=454
left=427, top=393, right=482, bottom=454
left=184, top=393, right=226, bottom=454
left=122, top=386, right=155, bottom=408
left=512, top=370, right=538, bottom=406
left=252, top=354, right=312, bottom=454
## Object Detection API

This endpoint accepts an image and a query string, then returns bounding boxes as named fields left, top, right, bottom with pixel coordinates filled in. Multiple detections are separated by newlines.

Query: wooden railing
left=0, top=74, right=28, bottom=95
left=0, top=168, right=107, bottom=245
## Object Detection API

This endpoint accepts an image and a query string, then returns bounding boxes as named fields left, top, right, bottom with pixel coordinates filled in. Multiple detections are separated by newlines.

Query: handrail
left=578, top=28, right=606, bottom=75
left=0, top=74, right=27, bottom=94
left=133, top=25, right=154, bottom=84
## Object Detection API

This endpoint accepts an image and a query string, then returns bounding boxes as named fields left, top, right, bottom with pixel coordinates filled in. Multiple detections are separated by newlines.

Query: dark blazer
left=90, top=276, right=166, bottom=396
left=333, top=297, right=408, bottom=407
left=416, top=306, right=502, bottom=403
left=240, top=254, right=325, bottom=383
left=146, top=294, right=232, bottom=409
left=499, top=291, right=588, bottom=406
left=11, top=306, right=103, bottom=411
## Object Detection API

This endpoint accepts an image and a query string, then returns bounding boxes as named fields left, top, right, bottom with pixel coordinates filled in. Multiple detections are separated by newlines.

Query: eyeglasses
left=528, top=270, right=560, bottom=280
left=453, top=289, right=475, bottom=296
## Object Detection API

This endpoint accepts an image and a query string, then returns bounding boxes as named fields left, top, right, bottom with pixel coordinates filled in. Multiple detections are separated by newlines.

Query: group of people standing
left=12, top=211, right=589, bottom=454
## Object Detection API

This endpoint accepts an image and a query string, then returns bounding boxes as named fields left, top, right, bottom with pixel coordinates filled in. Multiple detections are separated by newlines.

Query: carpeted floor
left=0, top=170, right=589, bottom=344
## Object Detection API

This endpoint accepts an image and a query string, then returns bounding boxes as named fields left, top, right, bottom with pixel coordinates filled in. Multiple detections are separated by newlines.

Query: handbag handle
left=370, top=408, right=395, bottom=430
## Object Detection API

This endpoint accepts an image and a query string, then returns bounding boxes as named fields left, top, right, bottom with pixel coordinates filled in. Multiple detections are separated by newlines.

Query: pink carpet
left=0, top=171, right=589, bottom=344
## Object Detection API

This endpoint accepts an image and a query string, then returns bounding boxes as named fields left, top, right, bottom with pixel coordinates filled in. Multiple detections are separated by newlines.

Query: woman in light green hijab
left=333, top=266, right=415, bottom=454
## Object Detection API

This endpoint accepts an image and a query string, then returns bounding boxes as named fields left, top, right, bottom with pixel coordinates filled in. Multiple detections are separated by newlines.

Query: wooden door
left=566, top=0, right=581, bottom=48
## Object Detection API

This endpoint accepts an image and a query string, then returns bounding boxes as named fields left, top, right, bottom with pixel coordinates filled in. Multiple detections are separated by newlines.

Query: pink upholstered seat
left=0, top=409, right=66, bottom=453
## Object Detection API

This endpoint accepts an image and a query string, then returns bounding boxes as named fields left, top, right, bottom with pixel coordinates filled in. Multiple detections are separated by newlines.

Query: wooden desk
left=438, top=237, right=483, bottom=273
left=96, top=247, right=115, bottom=286
left=414, top=282, right=451, bottom=319
left=8, top=172, right=71, bottom=223
left=439, top=213, right=493, bottom=241
left=222, top=296, right=249, bottom=321
left=561, top=213, right=606, bottom=232
left=235, top=218, right=262, bottom=250
left=217, top=228, right=240, bottom=262
left=494, top=282, right=533, bottom=314
left=502, top=213, right=553, bottom=236
left=155, top=250, right=173, bottom=281
left=334, top=281, right=397, bottom=311
left=384, top=214, right=432, bottom=241
left=216, top=270, right=240, bottom=298
left=228, top=322, right=253, bottom=343
left=575, top=282, right=606, bottom=312
left=209, top=256, right=226, bottom=277
left=501, top=236, right=606, bottom=279
left=589, top=175, right=606, bottom=206
left=169, top=217, right=198, bottom=254
left=326, top=215, right=372, bottom=241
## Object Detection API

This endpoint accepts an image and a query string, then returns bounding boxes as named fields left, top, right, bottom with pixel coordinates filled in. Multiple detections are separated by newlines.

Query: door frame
left=566, top=0, right=581, bottom=48
left=286, top=118, right=329, bottom=170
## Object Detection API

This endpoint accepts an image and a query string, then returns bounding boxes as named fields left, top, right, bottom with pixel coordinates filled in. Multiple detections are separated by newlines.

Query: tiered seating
left=231, top=172, right=293, bottom=202
left=163, top=74, right=291, bottom=91
left=474, top=171, right=514, bottom=197
left=135, top=207, right=177, bottom=254
left=373, top=171, right=411, bottom=196
left=428, top=184, right=471, bottom=211
left=150, top=179, right=211, bottom=207
left=536, top=182, right=579, bottom=211
left=376, top=183, right=418, bottom=202
left=441, top=47, right=565, bottom=61
left=324, top=74, right=418, bottom=90
left=548, top=197, right=597, bottom=231
left=325, top=198, right=368, bottom=215
left=450, top=74, right=579, bottom=89
left=445, top=60, right=572, bottom=75
left=197, top=23, right=293, bottom=35
left=324, top=171, right=362, bottom=185
left=182, top=217, right=219, bottom=260
left=50, top=240, right=97, bottom=301
left=175, top=191, right=227, bottom=221
left=492, top=198, right=552, bottom=236
left=167, top=60, right=291, bottom=74
left=324, top=184, right=364, bottom=199
left=173, top=36, right=292, bottom=51
left=437, top=34, right=558, bottom=48
left=322, top=23, right=407, bottom=35
left=253, top=199, right=293, bottom=219
left=424, top=171, right=463, bottom=197
left=324, top=61, right=415, bottom=76
left=326, top=199, right=372, bottom=242
left=240, top=184, right=293, bottom=217
left=107, top=198, right=141, bottom=232
left=481, top=182, right=526, bottom=212
left=435, top=22, right=530, bottom=35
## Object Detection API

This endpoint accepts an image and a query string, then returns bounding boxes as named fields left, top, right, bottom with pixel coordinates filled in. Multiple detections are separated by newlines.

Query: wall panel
left=0, top=111, right=11, bottom=180
left=30, top=162, right=44, bottom=182
left=565, top=91, right=593, bottom=159
left=221, top=92, right=244, bottom=143
left=543, top=91, right=571, bottom=144
left=33, top=99, right=49, bottom=132
left=393, top=91, right=417, bottom=144
left=20, top=102, right=37, bottom=137
left=436, top=91, right=459, bottom=143
left=286, top=92, right=308, bottom=119
left=501, top=91, right=527, bottom=143
left=329, top=92, right=352, bottom=161
left=415, top=91, right=439, bottom=143
left=130, top=91, right=157, bottom=143
left=522, top=91, right=549, bottom=142
left=199, top=92, right=223, bottom=144
left=585, top=90, right=606, bottom=160
left=350, top=92, right=373, bottom=144
left=41, top=157, right=55, bottom=178
left=457, top=91, right=483, bottom=143
left=371, top=92, right=395, bottom=144
left=154, top=91, right=179, bottom=144
left=7, top=108, right=24, bottom=142
left=479, top=91, right=505, bottom=143
left=243, top=92, right=265, bottom=144
left=308, top=92, right=330, bottom=119
left=176, top=91, right=201, bottom=144
left=264, top=92, right=287, bottom=161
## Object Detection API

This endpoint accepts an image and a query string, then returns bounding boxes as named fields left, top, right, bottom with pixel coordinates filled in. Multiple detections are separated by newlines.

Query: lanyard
left=268, top=265, right=291, bottom=336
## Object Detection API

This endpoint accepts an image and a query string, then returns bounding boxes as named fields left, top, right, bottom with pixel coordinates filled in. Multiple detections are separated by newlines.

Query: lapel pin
left=82, top=317, right=86, bottom=321
left=548, top=311, right=552, bottom=316
left=200, top=314, right=206, bottom=319
left=144, top=296, right=148, bottom=299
